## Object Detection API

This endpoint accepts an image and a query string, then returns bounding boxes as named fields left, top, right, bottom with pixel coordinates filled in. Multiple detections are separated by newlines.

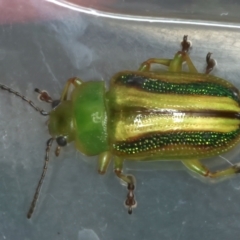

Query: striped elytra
left=107, top=71, right=240, bottom=160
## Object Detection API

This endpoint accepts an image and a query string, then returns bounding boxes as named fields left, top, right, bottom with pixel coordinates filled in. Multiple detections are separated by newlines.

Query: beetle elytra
left=2, top=35, right=240, bottom=218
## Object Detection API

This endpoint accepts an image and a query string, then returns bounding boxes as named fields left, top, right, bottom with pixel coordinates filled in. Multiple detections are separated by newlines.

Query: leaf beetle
left=1, top=35, right=240, bottom=218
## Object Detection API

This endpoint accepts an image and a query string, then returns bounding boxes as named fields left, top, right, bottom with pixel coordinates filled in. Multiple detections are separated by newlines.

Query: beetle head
left=48, top=100, right=75, bottom=144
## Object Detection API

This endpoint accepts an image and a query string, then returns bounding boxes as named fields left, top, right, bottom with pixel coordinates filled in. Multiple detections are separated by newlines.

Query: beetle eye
left=56, top=136, right=67, bottom=146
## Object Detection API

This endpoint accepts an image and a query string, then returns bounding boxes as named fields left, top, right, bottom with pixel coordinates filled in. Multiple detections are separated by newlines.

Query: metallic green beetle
left=2, top=35, right=240, bottom=218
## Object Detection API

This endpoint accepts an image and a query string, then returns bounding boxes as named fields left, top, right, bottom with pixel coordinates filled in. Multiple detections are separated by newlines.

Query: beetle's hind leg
left=205, top=52, right=217, bottom=74
left=182, top=159, right=240, bottom=178
left=114, top=156, right=137, bottom=214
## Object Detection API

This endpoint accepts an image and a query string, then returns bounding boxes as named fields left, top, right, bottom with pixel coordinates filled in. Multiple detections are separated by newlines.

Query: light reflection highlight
left=46, top=0, right=240, bottom=29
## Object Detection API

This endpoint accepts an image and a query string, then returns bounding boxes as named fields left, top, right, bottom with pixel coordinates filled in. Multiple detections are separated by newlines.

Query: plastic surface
left=1, top=1, right=240, bottom=240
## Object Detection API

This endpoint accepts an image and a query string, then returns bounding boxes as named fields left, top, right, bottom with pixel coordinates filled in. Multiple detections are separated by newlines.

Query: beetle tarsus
left=128, top=207, right=133, bottom=214
left=205, top=52, right=216, bottom=74
left=125, top=183, right=136, bottom=214
left=35, top=88, right=53, bottom=103
left=181, top=35, right=192, bottom=53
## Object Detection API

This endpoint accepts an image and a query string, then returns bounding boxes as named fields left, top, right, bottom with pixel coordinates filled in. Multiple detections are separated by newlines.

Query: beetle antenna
left=0, top=84, right=49, bottom=116
left=27, top=137, right=54, bottom=219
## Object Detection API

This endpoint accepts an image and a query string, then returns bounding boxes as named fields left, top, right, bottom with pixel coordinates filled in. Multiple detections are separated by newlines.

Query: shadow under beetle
left=2, top=35, right=240, bottom=218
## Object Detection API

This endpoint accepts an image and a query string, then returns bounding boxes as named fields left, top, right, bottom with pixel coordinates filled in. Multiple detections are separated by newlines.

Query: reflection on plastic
left=78, top=229, right=100, bottom=240
left=47, top=0, right=240, bottom=29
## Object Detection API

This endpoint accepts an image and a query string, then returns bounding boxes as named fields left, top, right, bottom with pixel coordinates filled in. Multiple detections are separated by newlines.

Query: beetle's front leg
left=35, top=88, right=53, bottom=103
left=36, top=77, right=84, bottom=108
left=114, top=156, right=137, bottom=214
left=60, top=77, right=83, bottom=101
left=182, top=159, right=240, bottom=178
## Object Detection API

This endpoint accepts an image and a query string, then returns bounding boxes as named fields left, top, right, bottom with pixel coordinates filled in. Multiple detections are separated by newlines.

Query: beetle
left=1, top=35, right=240, bottom=218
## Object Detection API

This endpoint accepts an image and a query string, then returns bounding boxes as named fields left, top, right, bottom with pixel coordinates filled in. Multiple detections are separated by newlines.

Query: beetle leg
left=139, top=36, right=194, bottom=73
left=181, top=35, right=192, bottom=53
left=205, top=52, right=217, bottom=74
left=114, top=156, right=137, bottom=214
left=98, top=151, right=112, bottom=174
left=60, top=77, right=83, bottom=101
left=139, top=52, right=198, bottom=74
left=166, top=51, right=198, bottom=73
left=181, top=53, right=198, bottom=73
left=35, top=88, right=53, bottom=103
left=138, top=58, right=172, bottom=72
left=35, top=88, right=61, bottom=109
left=182, top=159, right=240, bottom=178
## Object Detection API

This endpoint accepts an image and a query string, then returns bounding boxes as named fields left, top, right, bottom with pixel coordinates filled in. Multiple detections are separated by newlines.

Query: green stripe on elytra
left=113, top=129, right=240, bottom=154
left=117, top=74, right=239, bottom=103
